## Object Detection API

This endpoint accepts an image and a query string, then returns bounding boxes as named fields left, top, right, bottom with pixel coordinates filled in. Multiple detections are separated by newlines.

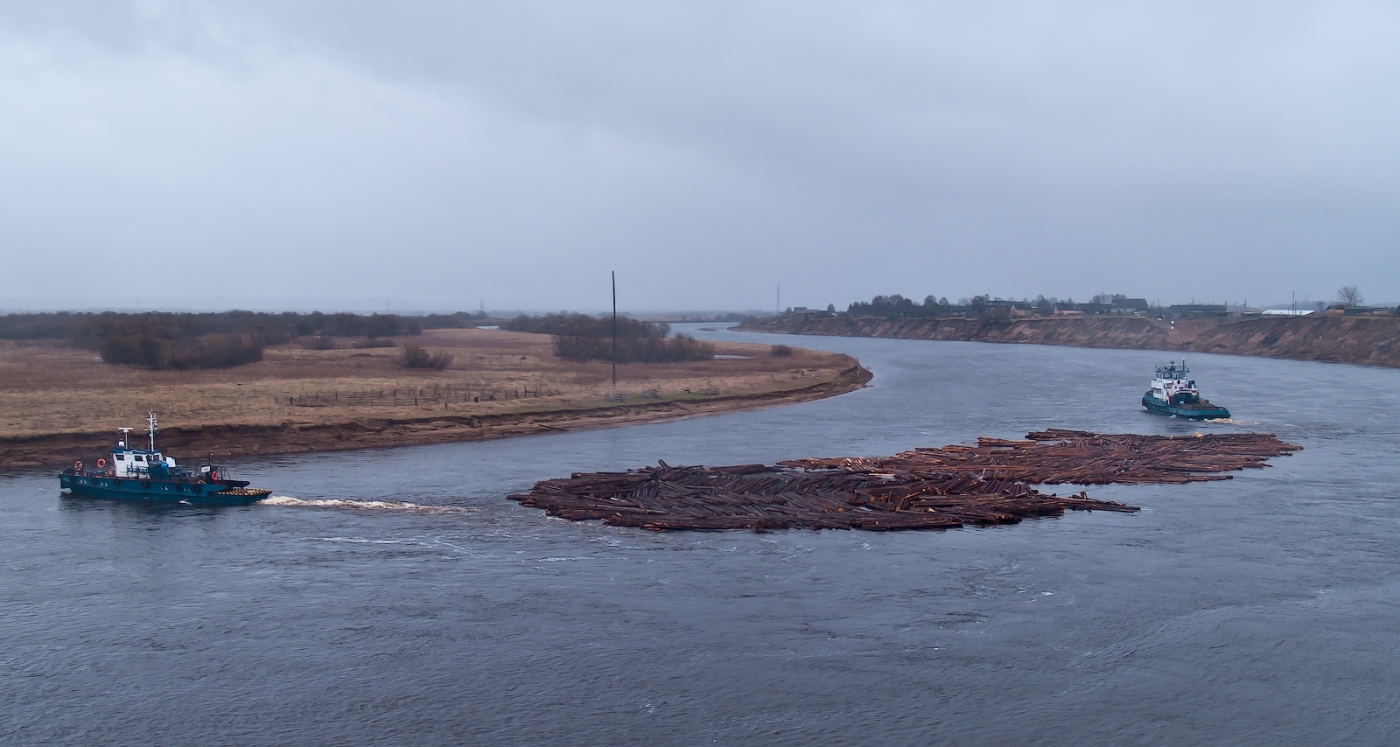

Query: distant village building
left=985, top=300, right=1032, bottom=312
left=1169, top=304, right=1229, bottom=319
left=1337, top=305, right=1395, bottom=316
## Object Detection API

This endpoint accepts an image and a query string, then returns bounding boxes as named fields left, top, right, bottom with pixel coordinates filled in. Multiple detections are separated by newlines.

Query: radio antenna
left=611, top=271, right=618, bottom=389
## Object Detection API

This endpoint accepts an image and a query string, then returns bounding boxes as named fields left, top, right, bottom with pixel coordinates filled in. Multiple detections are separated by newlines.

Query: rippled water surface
left=4, top=326, right=1400, bottom=745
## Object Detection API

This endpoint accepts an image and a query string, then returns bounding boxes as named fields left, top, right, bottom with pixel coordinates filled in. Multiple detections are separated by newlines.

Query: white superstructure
left=1148, top=360, right=1199, bottom=405
left=108, top=412, right=178, bottom=478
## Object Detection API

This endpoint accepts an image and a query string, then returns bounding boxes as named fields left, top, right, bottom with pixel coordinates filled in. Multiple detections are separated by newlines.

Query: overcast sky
left=1, top=1, right=1396, bottom=313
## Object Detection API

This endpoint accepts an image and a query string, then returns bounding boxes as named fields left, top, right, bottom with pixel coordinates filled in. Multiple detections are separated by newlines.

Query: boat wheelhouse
left=1141, top=360, right=1230, bottom=420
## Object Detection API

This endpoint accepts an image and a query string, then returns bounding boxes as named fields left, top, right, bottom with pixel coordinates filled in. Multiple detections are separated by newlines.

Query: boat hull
left=1142, top=395, right=1230, bottom=420
left=59, top=473, right=269, bottom=504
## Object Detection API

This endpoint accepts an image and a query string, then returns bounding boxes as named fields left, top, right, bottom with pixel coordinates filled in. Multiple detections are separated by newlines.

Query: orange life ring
left=97, top=458, right=106, bottom=468
left=74, top=460, right=83, bottom=471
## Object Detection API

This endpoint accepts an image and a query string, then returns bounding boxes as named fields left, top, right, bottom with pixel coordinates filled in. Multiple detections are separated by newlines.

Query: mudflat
left=0, top=328, right=869, bottom=469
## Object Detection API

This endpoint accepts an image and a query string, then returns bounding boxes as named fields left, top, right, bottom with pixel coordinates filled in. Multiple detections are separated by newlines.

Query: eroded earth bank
left=740, top=313, right=1400, bottom=368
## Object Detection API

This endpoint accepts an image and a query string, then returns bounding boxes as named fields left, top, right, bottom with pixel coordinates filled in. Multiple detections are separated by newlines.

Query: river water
left=3, top=325, right=1400, bottom=745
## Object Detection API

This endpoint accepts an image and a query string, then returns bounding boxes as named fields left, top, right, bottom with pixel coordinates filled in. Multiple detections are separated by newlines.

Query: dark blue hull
left=1142, top=395, right=1230, bottom=420
left=59, top=473, right=269, bottom=504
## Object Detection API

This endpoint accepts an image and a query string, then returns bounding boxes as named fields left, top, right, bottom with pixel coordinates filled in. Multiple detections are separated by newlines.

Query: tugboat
left=59, top=412, right=271, bottom=504
left=1142, top=360, right=1230, bottom=420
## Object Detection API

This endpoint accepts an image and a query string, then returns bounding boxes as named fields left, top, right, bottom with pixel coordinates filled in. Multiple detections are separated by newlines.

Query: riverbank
left=0, top=329, right=870, bottom=469
left=739, top=313, right=1400, bottom=368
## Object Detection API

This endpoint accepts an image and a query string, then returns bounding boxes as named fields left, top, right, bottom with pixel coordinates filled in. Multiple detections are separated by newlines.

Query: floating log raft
left=780, top=429, right=1302, bottom=485
left=508, top=431, right=1300, bottom=532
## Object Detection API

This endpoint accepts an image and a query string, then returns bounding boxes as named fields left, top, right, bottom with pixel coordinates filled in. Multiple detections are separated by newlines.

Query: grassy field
left=0, top=328, right=867, bottom=466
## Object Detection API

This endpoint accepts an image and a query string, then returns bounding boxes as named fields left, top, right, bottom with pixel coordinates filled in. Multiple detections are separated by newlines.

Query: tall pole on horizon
left=611, top=271, right=617, bottom=389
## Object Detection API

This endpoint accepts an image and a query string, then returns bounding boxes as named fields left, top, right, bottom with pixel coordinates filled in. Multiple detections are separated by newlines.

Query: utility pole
left=776, top=284, right=781, bottom=315
left=611, top=271, right=617, bottom=389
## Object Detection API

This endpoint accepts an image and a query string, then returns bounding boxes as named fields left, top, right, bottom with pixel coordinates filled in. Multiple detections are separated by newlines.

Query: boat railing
left=1155, top=363, right=1190, bottom=380
left=116, top=464, right=180, bottom=479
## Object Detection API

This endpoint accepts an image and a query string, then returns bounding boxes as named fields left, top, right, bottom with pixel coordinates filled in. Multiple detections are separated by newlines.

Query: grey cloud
left=1, top=1, right=1396, bottom=311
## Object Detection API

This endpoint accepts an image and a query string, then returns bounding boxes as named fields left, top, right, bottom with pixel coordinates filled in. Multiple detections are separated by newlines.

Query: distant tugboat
left=1142, top=361, right=1230, bottom=420
left=59, top=412, right=271, bottom=504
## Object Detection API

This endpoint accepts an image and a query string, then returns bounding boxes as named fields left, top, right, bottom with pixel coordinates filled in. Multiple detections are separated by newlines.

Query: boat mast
left=119, top=427, right=133, bottom=449
left=146, top=411, right=158, bottom=452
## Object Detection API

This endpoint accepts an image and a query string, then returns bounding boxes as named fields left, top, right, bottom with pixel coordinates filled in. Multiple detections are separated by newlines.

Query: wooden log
left=507, top=431, right=1298, bottom=532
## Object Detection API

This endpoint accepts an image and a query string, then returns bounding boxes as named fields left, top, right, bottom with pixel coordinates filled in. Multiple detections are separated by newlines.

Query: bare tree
left=1337, top=285, right=1363, bottom=306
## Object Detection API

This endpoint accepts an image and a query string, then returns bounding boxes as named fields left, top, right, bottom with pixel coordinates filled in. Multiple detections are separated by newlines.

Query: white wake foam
left=1203, top=418, right=1277, bottom=427
left=258, top=495, right=474, bottom=513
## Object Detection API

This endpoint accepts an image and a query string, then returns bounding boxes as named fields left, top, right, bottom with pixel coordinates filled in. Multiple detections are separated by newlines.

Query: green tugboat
left=59, top=412, right=271, bottom=504
left=1142, top=360, right=1230, bottom=420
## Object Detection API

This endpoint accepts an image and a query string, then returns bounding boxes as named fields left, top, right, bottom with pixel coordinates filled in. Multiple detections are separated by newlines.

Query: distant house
left=1112, top=297, right=1149, bottom=314
left=1169, top=304, right=1229, bottom=319
left=975, top=300, right=1030, bottom=319
left=1261, top=309, right=1315, bottom=317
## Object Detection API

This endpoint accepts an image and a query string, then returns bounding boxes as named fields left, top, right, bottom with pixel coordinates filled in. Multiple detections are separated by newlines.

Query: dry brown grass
left=0, top=329, right=858, bottom=439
